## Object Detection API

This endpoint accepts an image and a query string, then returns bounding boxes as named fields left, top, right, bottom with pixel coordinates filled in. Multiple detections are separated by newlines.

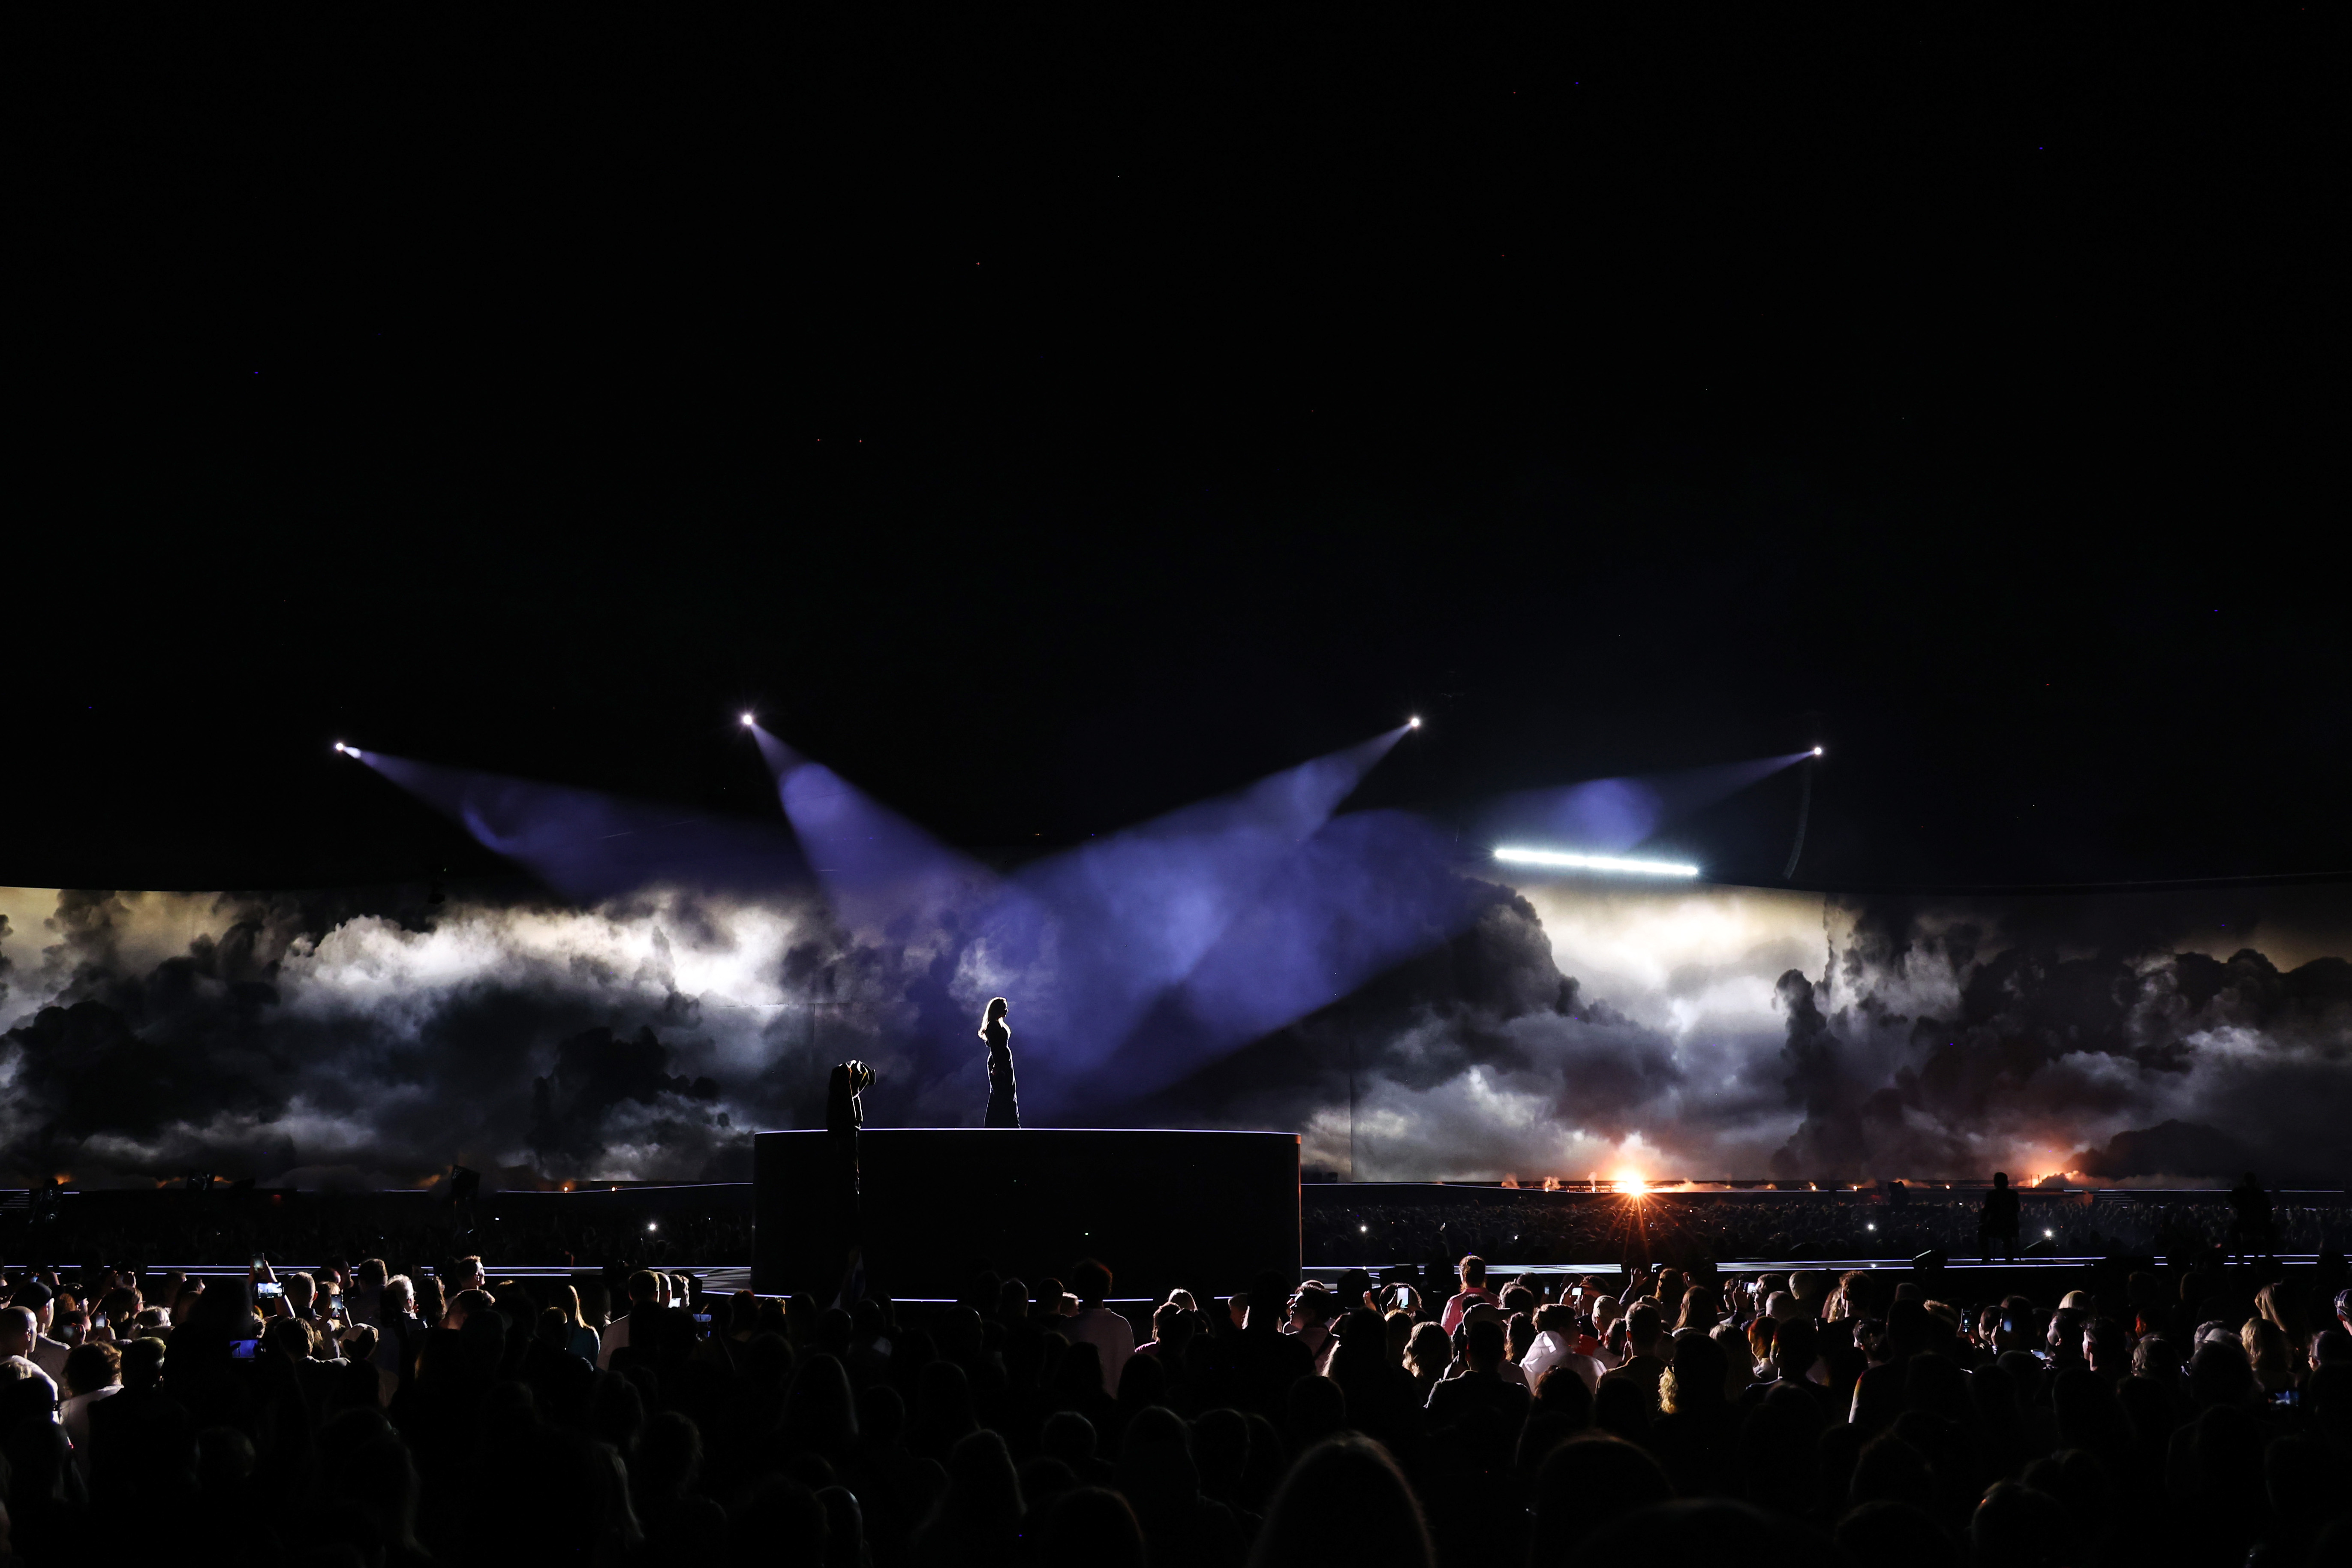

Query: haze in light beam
left=755, top=725, right=1412, bottom=1096
left=1482, top=752, right=1813, bottom=852
left=358, top=751, right=811, bottom=902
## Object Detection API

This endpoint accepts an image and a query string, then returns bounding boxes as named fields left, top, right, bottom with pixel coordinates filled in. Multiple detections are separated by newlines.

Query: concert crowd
left=1, top=1244, right=2347, bottom=1565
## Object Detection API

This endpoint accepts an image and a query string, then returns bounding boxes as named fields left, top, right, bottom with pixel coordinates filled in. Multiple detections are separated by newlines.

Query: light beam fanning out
left=357, top=748, right=812, bottom=900
left=1482, top=750, right=1814, bottom=855
left=1492, top=846, right=1700, bottom=877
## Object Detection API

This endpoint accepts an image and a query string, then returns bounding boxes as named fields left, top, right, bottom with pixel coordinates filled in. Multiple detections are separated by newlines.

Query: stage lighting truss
left=1492, top=846, right=1701, bottom=878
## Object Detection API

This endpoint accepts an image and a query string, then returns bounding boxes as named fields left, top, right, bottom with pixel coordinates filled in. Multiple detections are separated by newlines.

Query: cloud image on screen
left=1, top=868, right=2345, bottom=1190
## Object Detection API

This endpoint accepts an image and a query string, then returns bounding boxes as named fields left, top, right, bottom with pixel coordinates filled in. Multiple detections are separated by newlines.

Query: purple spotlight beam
left=974, top=725, right=1413, bottom=1083
left=1037, top=808, right=1486, bottom=1118
left=1482, top=751, right=1816, bottom=853
left=751, top=721, right=999, bottom=939
left=754, top=723, right=1414, bottom=1100
left=357, top=749, right=814, bottom=903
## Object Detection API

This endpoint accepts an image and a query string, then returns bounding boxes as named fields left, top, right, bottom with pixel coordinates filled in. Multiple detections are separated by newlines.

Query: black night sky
left=12, top=7, right=2347, bottom=895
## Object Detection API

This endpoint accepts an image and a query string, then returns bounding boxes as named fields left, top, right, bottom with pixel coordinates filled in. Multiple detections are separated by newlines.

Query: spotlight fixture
left=331, top=742, right=359, bottom=757
left=1408, top=716, right=1422, bottom=729
left=1811, top=746, right=1824, bottom=756
left=1493, top=847, right=1700, bottom=878
left=740, top=713, right=756, bottom=727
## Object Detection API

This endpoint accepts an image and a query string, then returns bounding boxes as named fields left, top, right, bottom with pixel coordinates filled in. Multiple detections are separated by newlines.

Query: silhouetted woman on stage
left=981, top=996, right=1020, bottom=1128
left=826, top=1059, right=875, bottom=1251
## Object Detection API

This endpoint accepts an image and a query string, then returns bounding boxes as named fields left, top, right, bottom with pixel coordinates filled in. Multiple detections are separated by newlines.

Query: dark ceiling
left=10, top=5, right=2344, bottom=892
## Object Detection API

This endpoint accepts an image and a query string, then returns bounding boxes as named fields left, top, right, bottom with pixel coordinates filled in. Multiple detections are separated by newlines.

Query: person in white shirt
left=599, top=1270, right=662, bottom=1369
left=373, top=1276, right=422, bottom=1408
left=10, top=1282, right=72, bottom=1384
left=60, top=1341, right=124, bottom=1481
left=1284, top=1285, right=1340, bottom=1375
left=1520, top=1303, right=1606, bottom=1394
left=1059, top=1260, right=1134, bottom=1395
left=1588, top=1294, right=1625, bottom=1369
left=0, top=1306, right=61, bottom=1415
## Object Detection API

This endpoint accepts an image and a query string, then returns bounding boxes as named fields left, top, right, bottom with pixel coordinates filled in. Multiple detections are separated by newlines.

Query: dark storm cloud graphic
left=1125, top=881, right=1714, bottom=1179
left=1125, top=878, right=2352, bottom=1183
left=1756, top=896, right=2352, bottom=1183
left=528, top=1026, right=722, bottom=1167
left=1, top=874, right=2346, bottom=1188
left=0, top=886, right=863, bottom=1188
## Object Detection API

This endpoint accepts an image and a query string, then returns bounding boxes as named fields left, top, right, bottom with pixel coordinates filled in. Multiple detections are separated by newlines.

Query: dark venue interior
left=7, top=4, right=2349, bottom=1566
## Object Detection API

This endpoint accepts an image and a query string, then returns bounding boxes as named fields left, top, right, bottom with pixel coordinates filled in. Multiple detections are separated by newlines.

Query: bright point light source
left=1494, top=847, right=1700, bottom=878
left=331, top=742, right=358, bottom=757
left=1811, top=746, right=1824, bottom=756
left=1408, top=716, right=1422, bottom=729
left=1614, top=1168, right=1648, bottom=1197
left=740, top=713, right=755, bottom=727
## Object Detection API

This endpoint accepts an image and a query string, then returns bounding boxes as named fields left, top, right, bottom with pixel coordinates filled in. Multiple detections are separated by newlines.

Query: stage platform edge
left=752, top=1127, right=1299, bottom=1299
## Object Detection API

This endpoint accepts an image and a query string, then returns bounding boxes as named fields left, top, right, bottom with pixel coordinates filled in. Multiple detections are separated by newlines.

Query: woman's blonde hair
left=2256, top=1280, right=2312, bottom=1350
left=1405, top=1320, right=1450, bottom=1380
left=2243, top=1316, right=2295, bottom=1392
left=556, top=1282, right=589, bottom=1331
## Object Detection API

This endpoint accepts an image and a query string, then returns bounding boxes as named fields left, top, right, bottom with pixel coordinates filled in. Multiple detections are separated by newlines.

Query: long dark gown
left=825, top=1062, right=869, bottom=1255
left=983, top=1021, right=1021, bottom=1127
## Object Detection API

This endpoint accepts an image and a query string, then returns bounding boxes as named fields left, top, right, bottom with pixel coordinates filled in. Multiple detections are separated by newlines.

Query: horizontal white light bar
left=1493, top=846, right=1701, bottom=878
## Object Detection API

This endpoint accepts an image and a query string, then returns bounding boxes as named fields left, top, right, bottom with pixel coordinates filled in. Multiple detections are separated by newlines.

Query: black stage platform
left=752, top=1128, right=1299, bottom=1298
